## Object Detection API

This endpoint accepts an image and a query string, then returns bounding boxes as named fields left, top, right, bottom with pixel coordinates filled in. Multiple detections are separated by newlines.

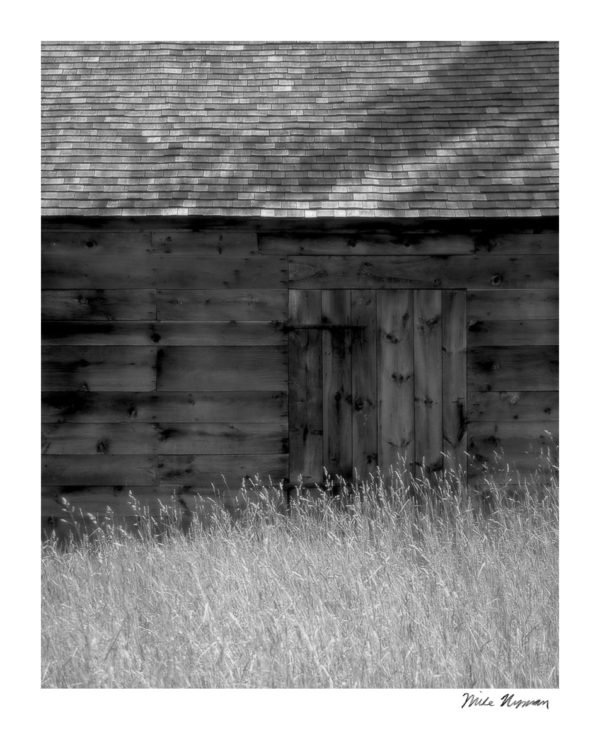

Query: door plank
left=442, top=291, right=467, bottom=476
left=414, top=290, right=443, bottom=475
left=288, top=290, right=323, bottom=486
left=322, top=290, right=353, bottom=478
left=351, top=291, right=378, bottom=478
left=378, top=290, right=414, bottom=474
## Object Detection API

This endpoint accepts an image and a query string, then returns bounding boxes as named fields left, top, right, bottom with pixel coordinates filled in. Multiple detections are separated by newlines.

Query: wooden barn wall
left=42, top=218, right=558, bottom=517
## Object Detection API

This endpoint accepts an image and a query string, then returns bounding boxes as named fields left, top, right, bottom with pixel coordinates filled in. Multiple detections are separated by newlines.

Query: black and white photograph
left=39, top=39, right=560, bottom=692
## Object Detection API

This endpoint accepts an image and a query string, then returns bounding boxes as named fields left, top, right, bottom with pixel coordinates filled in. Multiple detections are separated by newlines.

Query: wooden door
left=288, top=289, right=466, bottom=486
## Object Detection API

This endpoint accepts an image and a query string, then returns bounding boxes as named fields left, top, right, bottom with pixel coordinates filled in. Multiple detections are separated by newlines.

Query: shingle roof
left=41, top=41, right=558, bottom=218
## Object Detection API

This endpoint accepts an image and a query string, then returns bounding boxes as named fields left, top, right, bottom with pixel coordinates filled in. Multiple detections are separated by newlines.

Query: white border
left=3, top=2, right=598, bottom=753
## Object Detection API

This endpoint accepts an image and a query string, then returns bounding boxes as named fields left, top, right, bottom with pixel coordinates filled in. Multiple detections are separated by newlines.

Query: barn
left=41, top=41, right=558, bottom=524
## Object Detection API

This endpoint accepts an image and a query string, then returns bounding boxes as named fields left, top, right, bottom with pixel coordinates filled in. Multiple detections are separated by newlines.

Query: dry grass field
left=41, top=466, right=558, bottom=688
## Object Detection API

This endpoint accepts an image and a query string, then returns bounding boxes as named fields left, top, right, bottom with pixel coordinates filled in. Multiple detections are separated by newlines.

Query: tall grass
left=41, top=467, right=558, bottom=688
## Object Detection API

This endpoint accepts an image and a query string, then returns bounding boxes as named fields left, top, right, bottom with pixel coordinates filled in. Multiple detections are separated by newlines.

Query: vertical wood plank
left=322, top=291, right=353, bottom=479
left=351, top=290, right=378, bottom=479
left=378, top=290, right=415, bottom=475
left=414, top=290, right=443, bottom=475
left=442, top=290, right=467, bottom=478
left=288, top=290, right=323, bottom=486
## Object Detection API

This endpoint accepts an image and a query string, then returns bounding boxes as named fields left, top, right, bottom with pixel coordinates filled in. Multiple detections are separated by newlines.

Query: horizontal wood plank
left=42, top=423, right=157, bottom=455
left=42, top=422, right=287, bottom=455
left=468, top=346, right=558, bottom=391
left=468, top=391, right=558, bottom=422
left=156, top=346, right=288, bottom=391
left=42, top=346, right=156, bottom=391
left=468, top=421, right=558, bottom=477
left=467, top=319, right=558, bottom=347
left=42, top=485, right=254, bottom=518
left=43, top=251, right=286, bottom=290
left=259, top=230, right=557, bottom=257
left=42, top=454, right=156, bottom=486
left=467, top=290, right=558, bottom=320
left=42, top=289, right=156, bottom=321
left=153, top=254, right=287, bottom=289
left=290, top=254, right=557, bottom=290
left=156, top=289, right=287, bottom=322
left=42, top=391, right=288, bottom=423
left=157, top=454, right=289, bottom=487
left=42, top=321, right=285, bottom=346
left=152, top=230, right=258, bottom=256
left=259, top=232, right=475, bottom=256
left=473, top=231, right=557, bottom=255
left=43, top=250, right=155, bottom=289
left=42, top=231, right=152, bottom=255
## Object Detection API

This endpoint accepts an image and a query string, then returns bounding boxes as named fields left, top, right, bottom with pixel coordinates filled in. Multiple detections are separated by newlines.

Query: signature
left=461, top=692, right=550, bottom=710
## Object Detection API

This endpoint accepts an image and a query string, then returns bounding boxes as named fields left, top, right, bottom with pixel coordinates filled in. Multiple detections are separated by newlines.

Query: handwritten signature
left=461, top=692, right=549, bottom=710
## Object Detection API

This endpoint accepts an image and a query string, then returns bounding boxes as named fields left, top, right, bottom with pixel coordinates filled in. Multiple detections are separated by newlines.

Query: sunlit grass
left=41, top=465, right=558, bottom=688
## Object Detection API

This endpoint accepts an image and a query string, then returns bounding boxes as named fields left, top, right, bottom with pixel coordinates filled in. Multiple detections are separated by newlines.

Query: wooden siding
left=42, top=228, right=289, bottom=513
left=42, top=221, right=558, bottom=519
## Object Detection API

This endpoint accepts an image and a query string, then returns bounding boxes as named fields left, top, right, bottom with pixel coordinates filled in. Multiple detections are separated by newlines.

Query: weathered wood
left=43, top=250, right=155, bottom=289
left=42, top=289, right=156, bottom=321
left=152, top=230, right=258, bottom=256
left=42, top=421, right=286, bottom=455
left=42, top=321, right=285, bottom=346
left=157, top=454, right=289, bottom=487
left=322, top=290, right=353, bottom=478
left=42, top=346, right=156, bottom=391
left=42, top=485, right=242, bottom=517
left=42, top=486, right=162, bottom=517
left=467, top=421, right=558, bottom=478
left=467, top=319, right=558, bottom=347
left=351, top=291, right=378, bottom=478
left=259, top=232, right=476, bottom=256
left=156, top=346, right=287, bottom=391
left=42, top=391, right=288, bottom=424
left=156, top=289, right=287, bottom=322
left=467, top=290, right=558, bottom=320
left=43, top=454, right=156, bottom=486
left=442, top=291, right=467, bottom=475
left=42, top=423, right=157, bottom=455
left=468, top=390, right=558, bottom=422
left=42, top=231, right=152, bottom=256
left=260, top=230, right=558, bottom=257
left=378, top=290, right=414, bottom=473
left=288, top=290, right=323, bottom=486
left=153, top=254, right=287, bottom=289
left=468, top=346, right=558, bottom=392
left=290, top=254, right=557, bottom=290
left=155, top=422, right=287, bottom=455
left=414, top=290, right=443, bottom=474
left=473, top=231, right=558, bottom=256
